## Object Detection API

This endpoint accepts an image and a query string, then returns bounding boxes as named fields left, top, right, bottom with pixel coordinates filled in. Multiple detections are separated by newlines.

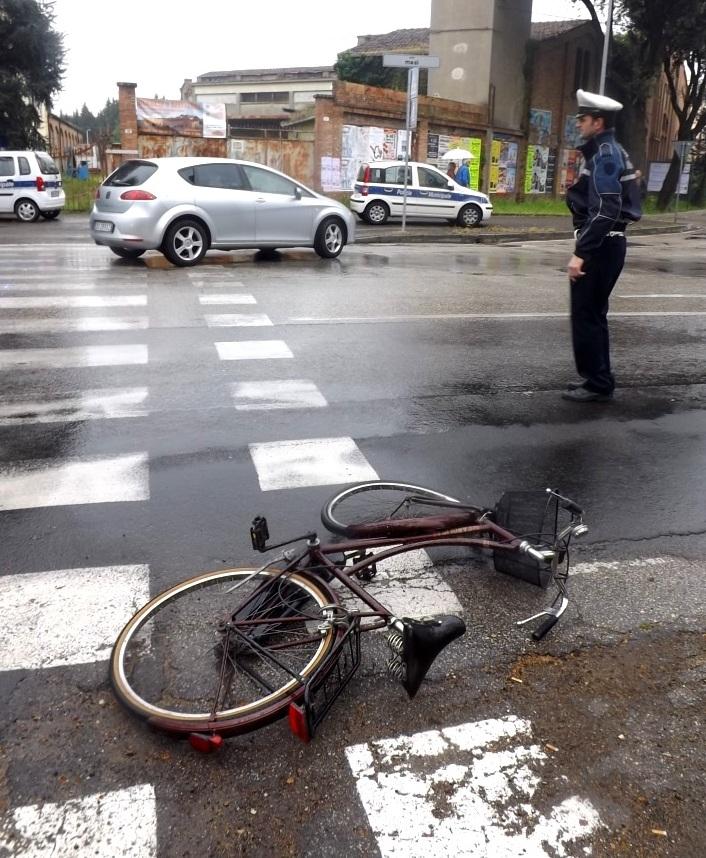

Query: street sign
left=409, top=67, right=419, bottom=129
left=383, top=53, right=440, bottom=69
left=673, top=140, right=694, bottom=158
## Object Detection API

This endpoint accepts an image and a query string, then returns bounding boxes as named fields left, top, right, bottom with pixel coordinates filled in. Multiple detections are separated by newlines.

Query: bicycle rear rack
left=288, top=616, right=361, bottom=742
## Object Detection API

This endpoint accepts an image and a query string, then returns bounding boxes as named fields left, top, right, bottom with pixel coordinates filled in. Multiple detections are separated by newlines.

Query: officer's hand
left=568, top=254, right=586, bottom=280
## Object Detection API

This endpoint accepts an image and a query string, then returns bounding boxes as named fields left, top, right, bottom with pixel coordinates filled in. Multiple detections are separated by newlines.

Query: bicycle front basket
left=492, top=490, right=560, bottom=588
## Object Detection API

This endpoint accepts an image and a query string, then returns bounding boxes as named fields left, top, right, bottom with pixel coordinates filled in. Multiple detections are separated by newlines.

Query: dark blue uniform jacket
left=566, top=130, right=642, bottom=261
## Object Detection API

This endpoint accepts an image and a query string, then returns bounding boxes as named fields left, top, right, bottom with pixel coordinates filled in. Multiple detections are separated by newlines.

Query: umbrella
left=440, top=148, right=474, bottom=160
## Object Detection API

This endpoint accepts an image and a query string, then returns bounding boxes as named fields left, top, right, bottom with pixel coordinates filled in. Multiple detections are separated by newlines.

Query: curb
left=355, top=223, right=689, bottom=246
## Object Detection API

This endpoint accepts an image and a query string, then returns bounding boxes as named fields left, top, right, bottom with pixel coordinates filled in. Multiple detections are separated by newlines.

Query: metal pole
left=675, top=147, right=686, bottom=223
left=599, top=0, right=614, bottom=95
left=401, top=67, right=412, bottom=233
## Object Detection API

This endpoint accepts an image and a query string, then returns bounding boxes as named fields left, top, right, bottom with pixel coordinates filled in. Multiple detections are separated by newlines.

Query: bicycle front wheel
left=321, top=481, right=478, bottom=538
left=110, top=567, right=340, bottom=736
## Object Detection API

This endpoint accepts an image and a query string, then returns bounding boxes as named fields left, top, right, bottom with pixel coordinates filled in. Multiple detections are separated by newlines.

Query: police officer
left=563, top=89, right=642, bottom=402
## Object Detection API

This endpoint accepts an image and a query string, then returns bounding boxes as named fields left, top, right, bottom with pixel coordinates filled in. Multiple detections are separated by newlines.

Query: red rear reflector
left=36, top=176, right=45, bottom=191
left=361, top=185, right=369, bottom=196
left=120, top=190, right=156, bottom=201
left=288, top=702, right=311, bottom=743
left=188, top=732, right=223, bottom=753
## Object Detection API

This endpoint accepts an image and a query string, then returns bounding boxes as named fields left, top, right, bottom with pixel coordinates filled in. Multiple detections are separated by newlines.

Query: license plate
left=49, top=190, right=60, bottom=198
left=94, top=221, right=114, bottom=233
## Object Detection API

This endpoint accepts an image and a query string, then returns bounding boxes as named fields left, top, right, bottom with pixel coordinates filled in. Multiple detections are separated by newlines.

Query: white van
left=0, top=151, right=65, bottom=221
left=350, top=160, right=493, bottom=227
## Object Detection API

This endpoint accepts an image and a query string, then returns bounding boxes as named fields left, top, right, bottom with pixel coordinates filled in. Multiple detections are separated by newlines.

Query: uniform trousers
left=570, top=234, right=626, bottom=394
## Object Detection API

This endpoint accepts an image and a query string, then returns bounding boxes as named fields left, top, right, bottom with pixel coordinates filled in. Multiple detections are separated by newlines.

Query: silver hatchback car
left=89, top=157, right=355, bottom=266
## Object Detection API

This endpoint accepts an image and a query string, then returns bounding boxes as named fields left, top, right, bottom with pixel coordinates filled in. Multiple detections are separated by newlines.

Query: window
left=418, top=166, right=450, bottom=189
left=366, top=166, right=412, bottom=184
left=240, top=91, right=290, bottom=104
left=35, top=153, right=59, bottom=174
left=240, top=164, right=299, bottom=195
left=18, top=157, right=31, bottom=175
left=193, top=163, right=247, bottom=190
left=106, top=161, right=158, bottom=187
left=0, top=156, right=14, bottom=177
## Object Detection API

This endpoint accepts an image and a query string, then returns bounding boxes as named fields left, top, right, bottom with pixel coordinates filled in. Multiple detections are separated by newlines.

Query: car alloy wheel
left=15, top=199, right=40, bottom=222
left=162, top=218, right=209, bottom=267
left=458, top=204, right=482, bottom=227
left=364, top=202, right=389, bottom=225
left=314, top=217, right=346, bottom=259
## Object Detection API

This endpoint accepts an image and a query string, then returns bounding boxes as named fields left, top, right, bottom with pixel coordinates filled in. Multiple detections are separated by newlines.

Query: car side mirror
left=294, top=186, right=302, bottom=200
left=447, top=183, right=454, bottom=190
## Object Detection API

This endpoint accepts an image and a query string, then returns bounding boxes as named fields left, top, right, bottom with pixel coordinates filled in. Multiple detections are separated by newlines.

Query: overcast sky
left=52, top=0, right=594, bottom=115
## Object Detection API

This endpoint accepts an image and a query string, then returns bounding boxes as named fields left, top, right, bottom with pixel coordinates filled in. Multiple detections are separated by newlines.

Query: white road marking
left=249, top=436, right=378, bottom=491
left=205, top=313, right=273, bottom=327
left=198, top=294, right=257, bottom=304
left=215, top=340, right=293, bottom=360
left=290, top=310, right=706, bottom=324
left=0, top=784, right=157, bottom=857
left=619, top=293, right=706, bottom=298
left=0, top=387, right=149, bottom=425
left=346, top=717, right=603, bottom=858
left=0, top=295, right=146, bottom=308
left=0, top=315, right=148, bottom=333
left=0, top=452, right=149, bottom=510
left=0, top=344, right=148, bottom=369
left=570, top=556, right=670, bottom=576
left=340, top=548, right=463, bottom=618
left=230, top=379, right=327, bottom=410
left=0, top=565, right=150, bottom=671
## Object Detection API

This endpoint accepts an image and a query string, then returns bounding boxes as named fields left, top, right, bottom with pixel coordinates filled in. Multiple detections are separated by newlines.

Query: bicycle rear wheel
left=110, top=567, right=340, bottom=737
left=321, top=481, right=480, bottom=539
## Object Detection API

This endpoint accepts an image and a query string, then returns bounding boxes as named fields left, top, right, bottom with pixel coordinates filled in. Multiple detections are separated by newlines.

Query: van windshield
left=36, top=154, right=60, bottom=174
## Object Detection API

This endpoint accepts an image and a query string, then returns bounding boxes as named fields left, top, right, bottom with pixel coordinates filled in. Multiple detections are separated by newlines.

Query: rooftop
left=196, top=66, right=335, bottom=84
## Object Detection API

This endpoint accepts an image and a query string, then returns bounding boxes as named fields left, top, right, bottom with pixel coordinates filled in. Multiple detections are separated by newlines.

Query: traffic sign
left=383, top=54, right=440, bottom=69
left=673, top=140, right=694, bottom=158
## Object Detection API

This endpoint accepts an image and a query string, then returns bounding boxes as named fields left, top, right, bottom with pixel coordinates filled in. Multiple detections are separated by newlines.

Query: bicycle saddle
left=400, top=615, right=466, bottom=698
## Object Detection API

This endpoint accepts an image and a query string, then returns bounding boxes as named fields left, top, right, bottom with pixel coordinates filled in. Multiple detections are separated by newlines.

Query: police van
left=350, top=160, right=492, bottom=227
left=0, top=151, right=65, bottom=222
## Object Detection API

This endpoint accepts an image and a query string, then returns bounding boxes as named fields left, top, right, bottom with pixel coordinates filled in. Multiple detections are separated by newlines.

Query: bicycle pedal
left=188, top=732, right=224, bottom=753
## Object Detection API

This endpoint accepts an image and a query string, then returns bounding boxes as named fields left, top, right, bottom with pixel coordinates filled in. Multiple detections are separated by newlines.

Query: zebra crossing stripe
left=0, top=344, right=148, bottom=369
left=345, top=717, right=602, bottom=858
left=0, top=784, right=157, bottom=857
left=0, top=564, right=150, bottom=671
left=230, top=380, right=327, bottom=410
left=205, top=313, right=273, bottom=327
left=0, top=388, right=149, bottom=425
left=249, top=436, right=378, bottom=491
left=198, top=294, right=257, bottom=305
left=0, top=452, right=149, bottom=511
left=0, top=296, right=147, bottom=308
left=215, top=341, right=293, bottom=360
left=0, top=316, right=148, bottom=334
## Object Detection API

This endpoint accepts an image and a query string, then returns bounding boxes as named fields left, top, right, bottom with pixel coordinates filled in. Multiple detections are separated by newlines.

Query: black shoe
left=562, top=387, right=613, bottom=403
left=566, top=379, right=586, bottom=391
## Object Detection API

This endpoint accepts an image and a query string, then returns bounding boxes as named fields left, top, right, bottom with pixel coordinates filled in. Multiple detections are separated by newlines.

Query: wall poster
left=525, top=145, right=549, bottom=194
left=491, top=139, right=518, bottom=194
left=529, top=109, right=552, bottom=146
left=340, top=125, right=400, bottom=190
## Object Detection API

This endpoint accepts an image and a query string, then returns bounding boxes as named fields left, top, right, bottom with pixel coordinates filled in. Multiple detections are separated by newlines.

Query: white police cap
left=576, top=89, right=623, bottom=116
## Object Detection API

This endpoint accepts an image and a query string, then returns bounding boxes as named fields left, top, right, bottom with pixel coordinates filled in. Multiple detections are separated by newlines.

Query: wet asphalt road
left=1, top=214, right=705, bottom=857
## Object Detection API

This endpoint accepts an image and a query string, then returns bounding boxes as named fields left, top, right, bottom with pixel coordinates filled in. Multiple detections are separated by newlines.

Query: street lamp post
left=598, top=0, right=615, bottom=95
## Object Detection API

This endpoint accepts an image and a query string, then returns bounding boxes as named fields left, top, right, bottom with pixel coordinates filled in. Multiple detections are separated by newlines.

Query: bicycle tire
left=110, top=567, right=341, bottom=736
left=321, top=481, right=480, bottom=539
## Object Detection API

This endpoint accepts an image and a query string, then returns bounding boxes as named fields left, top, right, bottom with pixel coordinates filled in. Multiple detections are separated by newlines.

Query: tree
left=0, top=0, right=65, bottom=148
left=334, top=53, right=428, bottom=94
left=656, top=2, right=706, bottom=209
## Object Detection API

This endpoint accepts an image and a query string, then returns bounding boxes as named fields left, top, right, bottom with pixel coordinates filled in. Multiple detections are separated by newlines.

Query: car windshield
left=105, top=161, right=158, bottom=187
